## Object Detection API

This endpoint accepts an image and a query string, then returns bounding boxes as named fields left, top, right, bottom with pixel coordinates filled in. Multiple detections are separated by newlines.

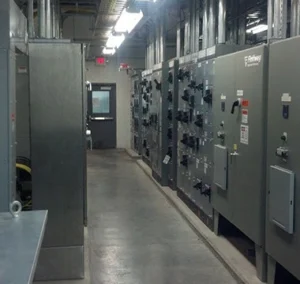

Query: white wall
left=86, top=56, right=144, bottom=149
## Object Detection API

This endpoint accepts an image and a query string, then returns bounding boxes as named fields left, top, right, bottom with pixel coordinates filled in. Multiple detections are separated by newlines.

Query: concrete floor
left=36, top=150, right=237, bottom=284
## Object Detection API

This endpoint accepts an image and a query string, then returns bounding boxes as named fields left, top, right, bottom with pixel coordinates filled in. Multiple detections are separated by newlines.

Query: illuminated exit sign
left=96, top=57, right=106, bottom=65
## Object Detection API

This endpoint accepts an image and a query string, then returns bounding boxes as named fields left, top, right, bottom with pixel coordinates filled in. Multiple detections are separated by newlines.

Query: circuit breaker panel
left=266, top=37, right=299, bottom=280
left=149, top=63, right=169, bottom=185
left=130, top=73, right=142, bottom=155
left=176, top=51, right=214, bottom=228
left=212, top=45, right=268, bottom=246
left=165, top=59, right=179, bottom=188
left=141, top=70, right=153, bottom=167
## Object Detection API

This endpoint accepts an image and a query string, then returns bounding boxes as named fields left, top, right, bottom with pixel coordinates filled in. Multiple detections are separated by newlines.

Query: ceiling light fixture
left=102, top=47, right=116, bottom=55
left=114, top=8, right=143, bottom=34
left=106, top=33, right=125, bottom=49
left=246, top=24, right=268, bottom=34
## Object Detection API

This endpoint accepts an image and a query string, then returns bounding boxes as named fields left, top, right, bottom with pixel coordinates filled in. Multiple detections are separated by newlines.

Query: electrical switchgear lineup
left=132, top=40, right=300, bottom=283
left=176, top=52, right=214, bottom=228
left=141, top=70, right=153, bottom=167
left=130, top=73, right=142, bottom=155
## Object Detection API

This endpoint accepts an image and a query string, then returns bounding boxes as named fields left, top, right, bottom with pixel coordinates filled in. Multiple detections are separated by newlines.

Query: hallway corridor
left=87, top=150, right=237, bottom=284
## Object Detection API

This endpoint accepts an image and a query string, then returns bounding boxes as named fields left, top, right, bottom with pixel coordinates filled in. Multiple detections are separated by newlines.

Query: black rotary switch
left=143, top=119, right=149, bottom=127
left=181, top=133, right=188, bottom=145
left=143, top=140, right=147, bottom=148
left=194, top=114, right=203, bottom=128
left=182, top=89, right=190, bottom=102
left=203, top=89, right=212, bottom=104
left=201, top=184, right=211, bottom=198
left=154, top=79, right=161, bottom=91
left=183, top=70, right=190, bottom=79
left=196, top=83, right=204, bottom=92
left=188, top=80, right=196, bottom=89
left=168, top=90, right=173, bottom=102
left=167, top=146, right=172, bottom=158
left=168, top=72, right=173, bottom=84
left=167, top=110, right=173, bottom=121
left=231, top=99, right=241, bottom=114
left=167, top=128, right=173, bottom=140
left=175, top=110, right=183, bottom=122
left=182, top=111, right=189, bottom=123
left=180, top=155, right=188, bottom=167
left=146, top=148, right=150, bottom=157
left=143, top=93, right=148, bottom=101
left=177, top=68, right=184, bottom=81
left=193, top=180, right=203, bottom=190
left=188, top=136, right=195, bottom=149
left=189, top=95, right=195, bottom=108
left=140, top=79, right=147, bottom=86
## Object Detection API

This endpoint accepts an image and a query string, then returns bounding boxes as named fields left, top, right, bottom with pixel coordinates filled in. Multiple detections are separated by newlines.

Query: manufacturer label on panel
left=18, top=66, right=28, bottom=74
left=242, top=109, right=248, bottom=124
left=237, top=90, right=244, bottom=97
left=244, top=54, right=262, bottom=67
left=221, top=94, right=226, bottom=100
left=240, top=125, right=249, bottom=145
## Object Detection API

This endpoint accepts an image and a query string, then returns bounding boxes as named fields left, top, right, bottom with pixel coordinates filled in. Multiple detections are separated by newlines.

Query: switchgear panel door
left=213, top=46, right=268, bottom=246
left=266, top=36, right=300, bottom=280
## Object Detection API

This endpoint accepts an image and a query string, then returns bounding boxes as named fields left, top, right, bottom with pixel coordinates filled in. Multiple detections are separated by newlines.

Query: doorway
left=88, top=83, right=117, bottom=149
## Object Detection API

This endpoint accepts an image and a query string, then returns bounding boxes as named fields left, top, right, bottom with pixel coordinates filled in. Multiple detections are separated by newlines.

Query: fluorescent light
left=114, top=8, right=143, bottom=34
left=102, top=47, right=116, bottom=55
left=246, top=24, right=268, bottom=34
left=106, top=33, right=125, bottom=49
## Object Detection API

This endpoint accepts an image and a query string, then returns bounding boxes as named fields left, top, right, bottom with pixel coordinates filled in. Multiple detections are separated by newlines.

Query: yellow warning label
left=233, top=144, right=238, bottom=151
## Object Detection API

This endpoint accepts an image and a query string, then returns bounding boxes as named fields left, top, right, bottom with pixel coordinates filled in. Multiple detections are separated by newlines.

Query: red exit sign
left=96, top=57, right=106, bottom=65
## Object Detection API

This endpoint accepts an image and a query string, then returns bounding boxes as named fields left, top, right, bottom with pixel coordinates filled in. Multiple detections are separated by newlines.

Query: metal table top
left=0, top=210, right=48, bottom=284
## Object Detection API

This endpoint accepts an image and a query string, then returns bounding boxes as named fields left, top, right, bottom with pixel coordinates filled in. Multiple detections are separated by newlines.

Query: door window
left=92, top=91, right=110, bottom=114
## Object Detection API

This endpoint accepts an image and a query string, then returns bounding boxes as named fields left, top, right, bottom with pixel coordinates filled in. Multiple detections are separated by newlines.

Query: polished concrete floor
left=36, top=150, right=237, bottom=284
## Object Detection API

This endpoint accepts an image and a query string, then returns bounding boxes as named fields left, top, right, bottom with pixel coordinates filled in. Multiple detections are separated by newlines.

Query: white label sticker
left=198, top=63, right=202, bottom=68
left=204, top=131, right=208, bottom=137
left=202, top=140, right=205, bottom=146
left=281, top=93, right=292, bottom=102
left=242, top=109, right=248, bottom=124
left=201, top=98, right=204, bottom=105
left=204, top=156, right=207, bottom=162
left=197, top=110, right=200, bottom=115
left=205, top=118, right=208, bottom=124
left=204, top=163, right=208, bottom=174
left=237, top=90, right=244, bottom=97
left=18, top=66, right=28, bottom=74
left=240, top=125, right=249, bottom=145
left=196, top=159, right=200, bottom=169
left=221, top=94, right=226, bottom=100
left=206, top=80, right=209, bottom=85
left=163, top=155, right=171, bottom=164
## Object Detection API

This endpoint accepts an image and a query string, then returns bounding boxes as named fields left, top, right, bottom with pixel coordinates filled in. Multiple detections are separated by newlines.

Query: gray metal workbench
left=0, top=210, right=48, bottom=284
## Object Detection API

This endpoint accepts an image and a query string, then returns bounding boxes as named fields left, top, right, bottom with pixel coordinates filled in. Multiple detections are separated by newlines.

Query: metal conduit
left=202, top=0, right=208, bottom=49
left=45, top=0, right=52, bottom=38
left=208, top=0, right=216, bottom=47
left=52, top=1, right=56, bottom=38
left=28, top=0, right=34, bottom=38
left=38, top=0, right=46, bottom=38
left=218, top=0, right=226, bottom=44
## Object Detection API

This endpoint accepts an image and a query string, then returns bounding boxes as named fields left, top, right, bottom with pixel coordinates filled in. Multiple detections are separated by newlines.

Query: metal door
left=88, top=83, right=117, bottom=149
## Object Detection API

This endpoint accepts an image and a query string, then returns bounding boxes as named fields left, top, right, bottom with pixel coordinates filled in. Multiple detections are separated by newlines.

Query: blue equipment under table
left=0, top=210, right=48, bottom=284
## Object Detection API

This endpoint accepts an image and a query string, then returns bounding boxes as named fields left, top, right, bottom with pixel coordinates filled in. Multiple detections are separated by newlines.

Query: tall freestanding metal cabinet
left=149, top=62, right=169, bottom=186
left=212, top=45, right=268, bottom=280
left=130, top=72, right=142, bottom=155
left=266, top=37, right=300, bottom=282
left=141, top=70, right=152, bottom=167
left=29, top=41, right=86, bottom=281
